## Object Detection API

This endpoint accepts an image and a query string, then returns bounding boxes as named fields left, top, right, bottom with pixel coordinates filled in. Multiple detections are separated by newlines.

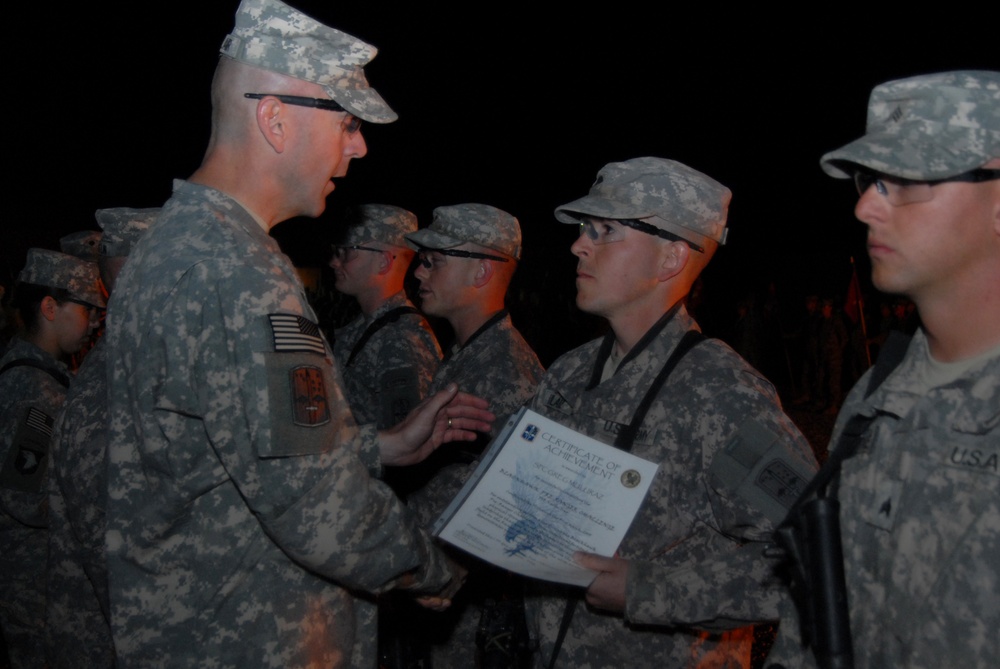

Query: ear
left=255, top=97, right=287, bottom=154
left=376, top=250, right=394, bottom=276
left=987, top=158, right=1000, bottom=236
left=472, top=259, right=495, bottom=288
left=40, top=295, right=59, bottom=322
left=656, top=241, right=689, bottom=283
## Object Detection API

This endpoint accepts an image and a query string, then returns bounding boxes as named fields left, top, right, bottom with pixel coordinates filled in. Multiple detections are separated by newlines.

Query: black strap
left=0, top=359, right=70, bottom=388
left=345, top=306, right=421, bottom=367
left=787, top=330, right=912, bottom=505
left=614, top=329, right=705, bottom=452
left=547, top=325, right=706, bottom=668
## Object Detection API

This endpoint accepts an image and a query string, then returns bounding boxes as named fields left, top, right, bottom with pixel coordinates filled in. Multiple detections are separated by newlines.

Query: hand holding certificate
left=432, top=408, right=658, bottom=587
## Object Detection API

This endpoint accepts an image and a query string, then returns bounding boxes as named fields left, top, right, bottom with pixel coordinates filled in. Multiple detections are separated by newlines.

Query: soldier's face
left=413, top=249, right=479, bottom=319
left=291, top=108, right=368, bottom=218
left=330, top=246, right=381, bottom=297
left=854, top=165, right=1000, bottom=302
left=570, top=218, right=665, bottom=321
left=53, top=300, right=99, bottom=354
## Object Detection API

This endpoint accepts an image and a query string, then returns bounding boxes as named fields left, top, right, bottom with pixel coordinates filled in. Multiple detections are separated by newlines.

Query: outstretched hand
left=575, top=551, right=628, bottom=613
left=379, top=383, right=494, bottom=466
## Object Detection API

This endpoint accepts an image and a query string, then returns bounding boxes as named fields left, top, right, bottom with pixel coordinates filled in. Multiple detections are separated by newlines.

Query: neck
left=357, top=284, right=402, bottom=318
left=189, top=150, right=287, bottom=230
left=917, top=275, right=1000, bottom=362
left=24, top=330, right=63, bottom=360
left=450, top=306, right=503, bottom=347
left=609, top=288, right=687, bottom=355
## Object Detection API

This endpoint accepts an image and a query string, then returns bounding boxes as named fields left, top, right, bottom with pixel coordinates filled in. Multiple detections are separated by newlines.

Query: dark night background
left=6, top=2, right=997, bottom=365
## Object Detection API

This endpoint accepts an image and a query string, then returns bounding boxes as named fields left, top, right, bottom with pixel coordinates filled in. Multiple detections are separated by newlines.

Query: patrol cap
left=220, top=0, right=397, bottom=123
left=406, top=204, right=522, bottom=260
left=340, top=204, right=417, bottom=248
left=17, top=249, right=105, bottom=309
left=95, top=207, right=159, bottom=257
left=822, top=70, right=1000, bottom=180
left=555, top=157, right=731, bottom=248
left=59, top=231, right=101, bottom=262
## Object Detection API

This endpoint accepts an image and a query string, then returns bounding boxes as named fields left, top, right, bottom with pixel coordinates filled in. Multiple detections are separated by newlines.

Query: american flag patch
left=25, top=407, right=54, bottom=438
left=268, top=314, right=326, bottom=355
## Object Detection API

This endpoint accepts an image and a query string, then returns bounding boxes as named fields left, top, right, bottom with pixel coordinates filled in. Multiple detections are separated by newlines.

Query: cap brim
left=554, top=194, right=654, bottom=225
left=326, top=85, right=397, bottom=123
left=821, top=128, right=990, bottom=180
left=404, top=228, right=465, bottom=251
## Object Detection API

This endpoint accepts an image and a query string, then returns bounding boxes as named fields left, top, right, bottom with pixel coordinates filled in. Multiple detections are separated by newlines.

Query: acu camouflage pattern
left=59, top=230, right=101, bottom=262
left=333, top=290, right=441, bottom=428
left=220, top=0, right=397, bottom=123
left=45, top=342, right=114, bottom=668
left=0, top=338, right=71, bottom=668
left=406, top=203, right=523, bottom=260
left=525, top=305, right=817, bottom=669
left=95, top=207, right=159, bottom=257
left=768, top=331, right=999, bottom=669
left=339, top=203, right=418, bottom=247
left=405, top=312, right=542, bottom=669
left=554, top=156, right=732, bottom=248
left=822, top=70, right=1000, bottom=180
left=17, top=248, right=105, bottom=309
left=105, top=180, right=455, bottom=668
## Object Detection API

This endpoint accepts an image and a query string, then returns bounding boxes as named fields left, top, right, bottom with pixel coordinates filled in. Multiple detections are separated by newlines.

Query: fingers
left=573, top=551, right=616, bottom=572
left=414, top=595, right=452, bottom=611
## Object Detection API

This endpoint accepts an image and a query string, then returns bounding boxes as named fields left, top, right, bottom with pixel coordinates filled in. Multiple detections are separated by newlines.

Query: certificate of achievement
left=432, top=407, right=658, bottom=587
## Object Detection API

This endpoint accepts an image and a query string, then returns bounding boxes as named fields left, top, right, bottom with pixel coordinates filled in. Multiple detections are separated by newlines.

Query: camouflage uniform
left=769, top=332, right=999, bottom=668
left=333, top=291, right=440, bottom=428
left=408, top=311, right=543, bottom=523
left=105, top=181, right=454, bottom=668
left=45, top=342, right=115, bottom=668
left=0, top=338, right=68, bottom=668
left=525, top=304, right=817, bottom=669
left=403, top=311, right=542, bottom=669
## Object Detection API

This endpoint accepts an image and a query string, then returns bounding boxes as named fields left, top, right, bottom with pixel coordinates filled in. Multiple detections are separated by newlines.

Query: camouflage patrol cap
left=555, top=157, right=731, bottom=248
left=341, top=204, right=417, bottom=248
left=822, top=70, right=1000, bottom=180
left=59, top=231, right=101, bottom=262
left=405, top=203, right=522, bottom=260
left=220, top=0, right=396, bottom=123
left=95, top=207, right=159, bottom=257
left=17, top=249, right=105, bottom=309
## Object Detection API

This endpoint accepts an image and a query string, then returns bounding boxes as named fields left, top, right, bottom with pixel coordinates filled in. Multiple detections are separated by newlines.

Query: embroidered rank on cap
left=268, top=313, right=326, bottom=355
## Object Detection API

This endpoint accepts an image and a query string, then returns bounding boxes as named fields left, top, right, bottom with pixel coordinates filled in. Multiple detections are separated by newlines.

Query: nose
left=329, top=253, right=341, bottom=269
left=570, top=232, right=591, bottom=258
left=854, top=184, right=887, bottom=229
left=88, top=310, right=101, bottom=332
left=347, top=130, right=368, bottom=159
left=414, top=260, right=429, bottom=281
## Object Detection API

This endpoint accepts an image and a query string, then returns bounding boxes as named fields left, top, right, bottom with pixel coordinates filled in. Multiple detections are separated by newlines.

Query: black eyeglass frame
left=332, top=245, right=391, bottom=261
left=244, top=93, right=361, bottom=132
left=414, top=245, right=511, bottom=268
left=852, top=167, right=1000, bottom=200
left=580, top=218, right=705, bottom=254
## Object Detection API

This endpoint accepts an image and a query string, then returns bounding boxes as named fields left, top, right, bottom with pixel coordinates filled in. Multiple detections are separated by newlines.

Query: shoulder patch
left=0, top=407, right=53, bottom=492
left=268, top=313, right=326, bottom=355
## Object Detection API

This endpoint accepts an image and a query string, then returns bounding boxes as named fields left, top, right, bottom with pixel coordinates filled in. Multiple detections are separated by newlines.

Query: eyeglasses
left=244, top=93, right=362, bottom=134
left=332, top=245, right=386, bottom=263
left=853, top=168, right=1000, bottom=206
left=578, top=218, right=705, bottom=254
left=415, top=247, right=510, bottom=269
left=65, top=298, right=103, bottom=316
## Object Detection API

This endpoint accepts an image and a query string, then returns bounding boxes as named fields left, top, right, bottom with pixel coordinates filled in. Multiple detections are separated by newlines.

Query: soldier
left=0, top=249, right=103, bottom=668
left=45, top=208, right=158, bottom=669
left=404, top=204, right=544, bottom=668
left=331, top=204, right=441, bottom=429
left=769, top=70, right=1000, bottom=669
left=525, top=157, right=817, bottom=668
left=103, top=1, right=490, bottom=667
